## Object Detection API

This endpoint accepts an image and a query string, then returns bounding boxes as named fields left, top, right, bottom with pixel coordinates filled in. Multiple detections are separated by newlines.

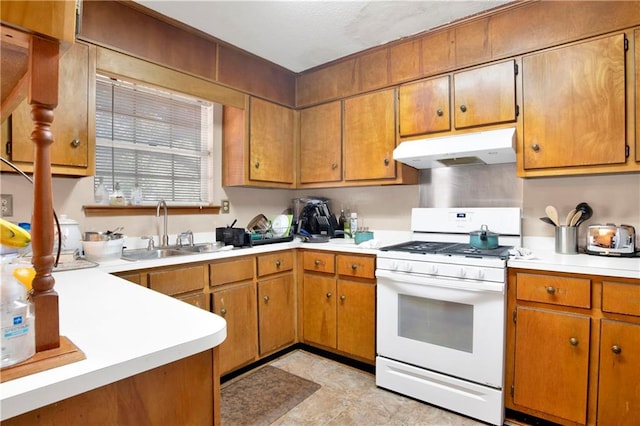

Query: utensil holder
left=555, top=226, right=578, bottom=254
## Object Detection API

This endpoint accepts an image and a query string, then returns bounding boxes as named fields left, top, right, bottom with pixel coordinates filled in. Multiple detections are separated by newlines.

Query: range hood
left=393, top=128, right=516, bottom=169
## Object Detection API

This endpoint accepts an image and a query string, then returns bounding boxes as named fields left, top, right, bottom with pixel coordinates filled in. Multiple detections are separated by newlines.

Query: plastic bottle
left=109, top=182, right=126, bottom=206
left=1, top=264, right=35, bottom=368
left=350, top=212, right=358, bottom=238
left=94, top=177, right=109, bottom=205
left=130, top=183, right=143, bottom=205
left=343, top=210, right=351, bottom=238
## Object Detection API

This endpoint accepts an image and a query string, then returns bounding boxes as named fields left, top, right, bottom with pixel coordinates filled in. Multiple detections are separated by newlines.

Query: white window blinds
left=95, top=74, right=213, bottom=204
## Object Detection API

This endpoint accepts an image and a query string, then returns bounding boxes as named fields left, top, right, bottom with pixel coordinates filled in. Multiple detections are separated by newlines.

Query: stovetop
left=380, top=241, right=512, bottom=260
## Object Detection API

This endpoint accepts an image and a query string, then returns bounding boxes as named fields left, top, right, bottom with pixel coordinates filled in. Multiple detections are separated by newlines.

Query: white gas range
left=375, top=207, right=521, bottom=426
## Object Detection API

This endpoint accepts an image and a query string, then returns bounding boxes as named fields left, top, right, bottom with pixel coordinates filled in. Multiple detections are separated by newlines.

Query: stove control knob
left=403, top=262, right=413, bottom=273
left=430, top=265, right=438, bottom=275
left=459, top=268, right=466, bottom=277
left=476, top=269, right=484, bottom=280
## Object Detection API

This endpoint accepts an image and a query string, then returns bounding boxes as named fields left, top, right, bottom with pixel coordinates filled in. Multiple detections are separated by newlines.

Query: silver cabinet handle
left=436, top=108, right=443, bottom=117
left=326, top=292, right=332, bottom=298
left=340, top=295, right=346, bottom=301
left=314, top=259, right=321, bottom=266
left=254, top=161, right=260, bottom=168
left=351, top=264, right=358, bottom=270
left=532, top=144, right=540, bottom=152
left=569, top=337, right=579, bottom=346
left=220, top=308, right=227, bottom=316
left=459, top=104, right=467, bottom=113
left=546, top=286, right=556, bottom=295
left=275, top=260, right=281, bottom=267
left=263, top=295, right=269, bottom=303
left=611, top=345, right=622, bottom=354
left=331, top=163, right=338, bottom=170
left=71, top=138, right=80, bottom=147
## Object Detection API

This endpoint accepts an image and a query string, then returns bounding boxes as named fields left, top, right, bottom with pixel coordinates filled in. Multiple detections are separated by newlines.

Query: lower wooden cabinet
left=212, top=281, right=258, bottom=375
left=506, top=269, right=640, bottom=425
left=301, top=250, right=376, bottom=363
left=258, top=274, right=295, bottom=355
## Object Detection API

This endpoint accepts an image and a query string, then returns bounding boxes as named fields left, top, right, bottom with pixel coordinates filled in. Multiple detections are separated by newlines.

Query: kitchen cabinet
left=301, top=250, right=376, bottom=363
left=222, top=96, right=294, bottom=188
left=3, top=41, right=94, bottom=176
left=636, top=29, right=640, bottom=163
left=343, top=88, right=396, bottom=182
left=521, top=33, right=627, bottom=173
left=398, top=59, right=516, bottom=137
left=299, top=101, right=342, bottom=184
left=256, top=251, right=296, bottom=355
left=506, top=269, right=640, bottom=425
left=210, top=256, right=258, bottom=375
left=147, top=265, right=208, bottom=310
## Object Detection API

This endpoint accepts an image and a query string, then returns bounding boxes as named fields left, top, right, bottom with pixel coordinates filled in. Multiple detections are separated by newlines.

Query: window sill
left=83, top=205, right=221, bottom=217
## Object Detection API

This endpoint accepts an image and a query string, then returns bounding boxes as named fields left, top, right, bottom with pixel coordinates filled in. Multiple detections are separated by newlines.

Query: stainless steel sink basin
left=175, top=242, right=225, bottom=253
left=121, top=242, right=226, bottom=261
left=121, top=248, right=187, bottom=261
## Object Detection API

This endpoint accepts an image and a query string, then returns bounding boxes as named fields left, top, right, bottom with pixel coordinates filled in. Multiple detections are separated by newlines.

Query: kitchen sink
left=121, top=242, right=227, bottom=261
left=121, top=248, right=187, bottom=261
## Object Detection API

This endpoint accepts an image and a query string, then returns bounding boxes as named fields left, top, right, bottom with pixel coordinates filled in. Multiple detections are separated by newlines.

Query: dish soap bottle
left=1, top=264, right=35, bottom=368
left=350, top=212, right=358, bottom=238
left=130, top=183, right=143, bottom=206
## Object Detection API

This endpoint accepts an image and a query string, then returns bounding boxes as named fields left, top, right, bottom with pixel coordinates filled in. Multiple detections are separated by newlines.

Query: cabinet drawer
left=257, top=251, right=294, bottom=277
left=516, top=273, right=591, bottom=308
left=209, top=257, right=254, bottom=286
left=337, top=254, right=375, bottom=279
left=148, top=265, right=206, bottom=296
left=176, top=292, right=208, bottom=310
left=602, top=281, right=640, bottom=317
left=303, top=251, right=335, bottom=274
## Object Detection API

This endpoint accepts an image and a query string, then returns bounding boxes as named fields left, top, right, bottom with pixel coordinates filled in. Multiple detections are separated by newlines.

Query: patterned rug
left=221, top=365, right=321, bottom=425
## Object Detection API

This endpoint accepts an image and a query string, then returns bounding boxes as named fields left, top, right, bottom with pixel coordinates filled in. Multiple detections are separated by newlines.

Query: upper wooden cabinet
left=222, top=96, right=295, bottom=188
left=1, top=0, right=76, bottom=44
left=521, top=33, right=628, bottom=174
left=636, top=29, right=640, bottom=163
left=452, top=60, right=517, bottom=129
left=343, top=88, right=397, bottom=182
left=299, top=101, right=342, bottom=184
left=399, top=75, right=451, bottom=137
left=399, top=60, right=516, bottom=137
left=2, top=42, right=95, bottom=176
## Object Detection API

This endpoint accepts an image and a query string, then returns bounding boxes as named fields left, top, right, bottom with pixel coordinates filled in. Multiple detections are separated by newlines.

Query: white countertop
left=0, top=269, right=227, bottom=421
left=508, top=237, right=640, bottom=280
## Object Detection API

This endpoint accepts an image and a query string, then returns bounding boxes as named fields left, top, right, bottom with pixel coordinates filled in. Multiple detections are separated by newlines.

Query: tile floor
left=259, top=349, right=486, bottom=425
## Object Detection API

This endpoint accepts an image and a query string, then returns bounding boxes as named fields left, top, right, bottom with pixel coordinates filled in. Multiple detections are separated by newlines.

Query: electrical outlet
left=1, top=194, right=13, bottom=217
left=221, top=199, right=230, bottom=214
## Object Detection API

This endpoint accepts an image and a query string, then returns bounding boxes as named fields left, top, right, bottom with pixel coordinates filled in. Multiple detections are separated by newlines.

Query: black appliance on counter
left=293, top=197, right=340, bottom=237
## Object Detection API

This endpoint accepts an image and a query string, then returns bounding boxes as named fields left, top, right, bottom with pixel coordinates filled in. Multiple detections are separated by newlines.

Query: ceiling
left=135, top=1, right=513, bottom=73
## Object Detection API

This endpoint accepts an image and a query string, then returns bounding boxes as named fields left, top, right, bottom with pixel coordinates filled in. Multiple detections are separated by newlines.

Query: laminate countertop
left=0, top=268, right=227, bottom=421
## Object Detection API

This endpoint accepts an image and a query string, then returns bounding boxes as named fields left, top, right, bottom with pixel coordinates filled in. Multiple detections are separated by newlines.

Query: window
left=95, top=74, right=214, bottom=204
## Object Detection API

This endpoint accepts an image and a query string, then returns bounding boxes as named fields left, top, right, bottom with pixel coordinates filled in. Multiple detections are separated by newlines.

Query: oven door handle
left=375, top=269, right=504, bottom=293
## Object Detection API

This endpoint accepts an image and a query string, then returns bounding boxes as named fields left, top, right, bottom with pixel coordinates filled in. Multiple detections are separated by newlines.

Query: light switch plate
left=1, top=194, right=13, bottom=217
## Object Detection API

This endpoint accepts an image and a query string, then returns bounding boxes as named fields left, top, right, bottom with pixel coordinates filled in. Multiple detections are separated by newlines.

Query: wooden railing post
left=28, top=35, right=60, bottom=352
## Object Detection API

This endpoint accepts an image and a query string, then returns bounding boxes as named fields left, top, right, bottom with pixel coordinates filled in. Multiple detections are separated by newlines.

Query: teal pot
left=469, top=224, right=499, bottom=249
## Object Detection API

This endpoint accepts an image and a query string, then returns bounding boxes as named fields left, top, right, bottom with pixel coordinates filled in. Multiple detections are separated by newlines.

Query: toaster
left=586, top=224, right=636, bottom=257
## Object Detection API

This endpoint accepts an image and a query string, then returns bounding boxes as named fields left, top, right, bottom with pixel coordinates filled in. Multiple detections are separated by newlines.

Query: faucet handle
left=141, top=236, right=155, bottom=250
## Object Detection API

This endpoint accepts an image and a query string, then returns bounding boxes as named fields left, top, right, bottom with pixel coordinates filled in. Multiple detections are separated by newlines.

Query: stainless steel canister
left=555, top=226, right=578, bottom=254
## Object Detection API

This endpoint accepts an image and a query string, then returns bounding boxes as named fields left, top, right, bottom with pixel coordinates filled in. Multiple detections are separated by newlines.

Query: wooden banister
left=28, top=35, right=60, bottom=352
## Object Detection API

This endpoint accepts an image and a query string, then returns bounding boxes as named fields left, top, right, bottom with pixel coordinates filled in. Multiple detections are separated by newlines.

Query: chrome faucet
left=156, top=200, right=169, bottom=247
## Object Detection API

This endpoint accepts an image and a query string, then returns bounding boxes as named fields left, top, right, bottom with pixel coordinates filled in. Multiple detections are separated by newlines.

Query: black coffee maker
left=294, top=198, right=340, bottom=237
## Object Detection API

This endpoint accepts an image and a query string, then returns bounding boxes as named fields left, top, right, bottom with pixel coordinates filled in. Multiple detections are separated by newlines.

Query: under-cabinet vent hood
left=393, top=128, right=516, bottom=169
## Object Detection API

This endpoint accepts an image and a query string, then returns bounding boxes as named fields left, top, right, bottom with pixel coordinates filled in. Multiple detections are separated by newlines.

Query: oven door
left=376, top=269, right=505, bottom=388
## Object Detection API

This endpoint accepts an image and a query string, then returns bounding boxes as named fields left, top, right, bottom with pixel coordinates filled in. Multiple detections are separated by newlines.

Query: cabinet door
left=399, top=75, right=451, bottom=136
left=343, top=88, right=396, bottom=181
left=302, top=273, right=336, bottom=348
left=513, top=307, right=590, bottom=424
left=523, top=34, right=626, bottom=169
left=337, top=280, right=375, bottom=362
left=11, top=42, right=91, bottom=170
left=212, top=282, right=258, bottom=375
left=249, top=97, right=294, bottom=184
left=258, top=274, right=295, bottom=355
left=597, top=320, right=640, bottom=425
left=299, top=101, right=342, bottom=184
left=636, top=30, right=639, bottom=163
left=453, top=60, right=516, bottom=129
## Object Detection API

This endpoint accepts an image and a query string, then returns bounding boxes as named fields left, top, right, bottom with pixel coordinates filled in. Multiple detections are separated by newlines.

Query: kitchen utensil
left=82, top=237, right=125, bottom=262
left=539, top=217, right=556, bottom=226
left=569, top=210, right=582, bottom=227
left=469, top=224, right=499, bottom=249
left=575, top=202, right=593, bottom=226
left=564, top=209, right=576, bottom=226
left=247, top=214, right=269, bottom=233
left=545, top=205, right=559, bottom=226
